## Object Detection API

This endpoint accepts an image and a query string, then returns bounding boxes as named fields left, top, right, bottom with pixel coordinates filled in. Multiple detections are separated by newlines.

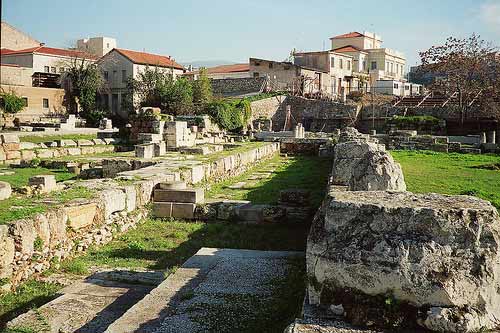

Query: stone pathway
left=105, top=248, right=304, bottom=333
left=7, top=270, right=164, bottom=333
left=212, top=159, right=282, bottom=200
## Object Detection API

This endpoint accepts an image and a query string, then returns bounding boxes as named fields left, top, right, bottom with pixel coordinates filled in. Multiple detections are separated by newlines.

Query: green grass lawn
left=0, top=167, right=75, bottom=189
left=0, top=186, right=94, bottom=225
left=18, top=134, right=97, bottom=144
left=392, top=150, right=500, bottom=209
left=207, top=155, right=333, bottom=208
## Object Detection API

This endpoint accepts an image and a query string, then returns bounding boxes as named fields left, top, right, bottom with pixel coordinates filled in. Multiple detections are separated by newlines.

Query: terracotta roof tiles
left=114, top=48, right=184, bottom=70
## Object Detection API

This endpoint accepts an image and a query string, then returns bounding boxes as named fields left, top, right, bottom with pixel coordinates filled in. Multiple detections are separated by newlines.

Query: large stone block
left=122, top=185, right=137, bottom=212
left=0, top=134, right=19, bottom=144
left=0, top=225, right=15, bottom=279
left=63, top=202, right=100, bottom=230
left=332, top=141, right=383, bottom=186
left=135, top=144, right=154, bottom=159
left=57, top=139, right=77, bottom=147
left=0, top=181, right=12, bottom=201
left=154, top=188, right=204, bottom=204
left=153, top=142, right=166, bottom=157
left=29, top=175, right=57, bottom=193
left=2, top=143, right=20, bottom=151
left=67, top=148, right=82, bottom=156
left=5, top=150, right=21, bottom=160
left=307, top=191, right=500, bottom=332
left=153, top=202, right=196, bottom=219
left=138, top=133, right=163, bottom=143
left=76, top=139, right=94, bottom=147
left=99, top=189, right=127, bottom=218
left=35, top=149, right=54, bottom=159
left=349, top=151, right=406, bottom=191
left=9, top=220, right=36, bottom=255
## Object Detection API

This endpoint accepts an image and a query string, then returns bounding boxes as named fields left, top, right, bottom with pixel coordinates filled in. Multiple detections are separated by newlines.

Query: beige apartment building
left=330, top=31, right=407, bottom=87
left=294, top=51, right=356, bottom=95
left=249, top=58, right=330, bottom=96
left=1, top=63, right=66, bottom=121
left=98, top=48, right=185, bottom=118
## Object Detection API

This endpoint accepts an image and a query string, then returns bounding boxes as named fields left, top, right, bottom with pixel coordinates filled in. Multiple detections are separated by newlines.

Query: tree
left=126, top=66, right=193, bottom=115
left=0, top=90, right=25, bottom=114
left=59, top=56, right=105, bottom=119
left=192, top=68, right=213, bottom=112
left=419, top=34, right=500, bottom=123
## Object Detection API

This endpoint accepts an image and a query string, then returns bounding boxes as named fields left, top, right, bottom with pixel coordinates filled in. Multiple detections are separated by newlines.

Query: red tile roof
left=189, top=63, right=249, bottom=75
left=0, top=46, right=97, bottom=59
left=333, top=45, right=365, bottom=53
left=330, top=32, right=365, bottom=40
left=114, top=48, right=184, bottom=70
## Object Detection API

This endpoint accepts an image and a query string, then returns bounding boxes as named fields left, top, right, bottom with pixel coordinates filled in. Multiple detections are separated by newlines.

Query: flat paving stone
left=105, top=248, right=304, bottom=333
left=7, top=271, right=159, bottom=333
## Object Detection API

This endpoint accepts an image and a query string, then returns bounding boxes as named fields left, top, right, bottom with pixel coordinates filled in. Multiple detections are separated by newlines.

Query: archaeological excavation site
left=1, top=11, right=500, bottom=332
left=0, top=107, right=499, bottom=333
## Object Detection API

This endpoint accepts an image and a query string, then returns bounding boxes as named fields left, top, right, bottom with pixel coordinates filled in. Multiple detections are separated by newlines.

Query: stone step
left=153, top=188, right=204, bottom=204
left=153, top=202, right=196, bottom=219
left=104, top=248, right=304, bottom=333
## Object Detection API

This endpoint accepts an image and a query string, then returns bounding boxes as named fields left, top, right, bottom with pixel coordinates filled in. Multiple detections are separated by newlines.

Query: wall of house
left=0, top=54, right=34, bottom=70
left=367, top=49, right=406, bottom=82
left=0, top=22, right=40, bottom=50
left=207, top=72, right=251, bottom=80
left=77, top=37, right=116, bottom=57
left=210, top=77, right=266, bottom=96
left=249, top=59, right=301, bottom=90
left=0, top=65, right=33, bottom=86
left=0, top=84, right=66, bottom=117
left=294, top=53, right=330, bottom=72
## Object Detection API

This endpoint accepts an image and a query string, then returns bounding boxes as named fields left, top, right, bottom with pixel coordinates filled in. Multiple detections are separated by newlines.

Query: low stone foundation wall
left=0, top=133, right=123, bottom=166
left=0, top=142, right=280, bottom=289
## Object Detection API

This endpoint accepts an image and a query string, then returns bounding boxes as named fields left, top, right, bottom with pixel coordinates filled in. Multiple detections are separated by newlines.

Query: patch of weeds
left=33, top=237, right=44, bottom=252
left=127, top=241, right=146, bottom=251
left=59, top=258, right=89, bottom=275
left=0, top=280, right=62, bottom=325
left=2, top=326, right=37, bottom=333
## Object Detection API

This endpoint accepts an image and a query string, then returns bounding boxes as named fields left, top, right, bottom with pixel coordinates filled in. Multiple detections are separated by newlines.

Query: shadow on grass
left=227, top=156, right=332, bottom=208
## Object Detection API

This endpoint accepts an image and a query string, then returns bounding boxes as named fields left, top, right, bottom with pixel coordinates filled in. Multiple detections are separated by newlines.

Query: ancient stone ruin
left=298, top=127, right=500, bottom=333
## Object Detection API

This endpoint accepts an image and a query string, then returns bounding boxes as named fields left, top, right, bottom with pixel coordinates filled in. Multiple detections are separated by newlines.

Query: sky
left=2, top=0, right=500, bottom=67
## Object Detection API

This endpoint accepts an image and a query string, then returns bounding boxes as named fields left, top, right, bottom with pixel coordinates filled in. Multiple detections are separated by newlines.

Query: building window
left=330, top=57, right=335, bottom=68
left=44, top=66, right=50, bottom=73
left=339, top=59, right=343, bottom=69
left=394, top=83, right=399, bottom=89
left=347, top=60, right=351, bottom=70
left=371, top=62, right=377, bottom=70
left=113, top=70, right=117, bottom=82
left=122, top=70, right=127, bottom=83
left=106, top=43, right=110, bottom=48
left=43, top=98, right=49, bottom=108
left=22, top=97, right=28, bottom=107
left=363, top=61, right=366, bottom=71
left=390, top=63, right=394, bottom=74
left=51, top=67, right=56, bottom=74
left=268, top=63, right=273, bottom=69
left=104, top=71, right=109, bottom=81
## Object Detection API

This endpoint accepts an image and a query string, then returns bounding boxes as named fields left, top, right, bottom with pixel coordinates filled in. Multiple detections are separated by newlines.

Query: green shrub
left=388, top=115, right=440, bottom=131
left=205, top=99, right=251, bottom=131
left=0, top=91, right=25, bottom=114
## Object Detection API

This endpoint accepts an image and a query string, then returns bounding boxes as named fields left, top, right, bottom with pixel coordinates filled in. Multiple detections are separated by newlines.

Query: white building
left=98, top=48, right=185, bottom=118
left=0, top=46, right=97, bottom=74
left=373, top=80, right=423, bottom=97
left=330, top=31, right=407, bottom=85
left=76, top=37, right=117, bottom=58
